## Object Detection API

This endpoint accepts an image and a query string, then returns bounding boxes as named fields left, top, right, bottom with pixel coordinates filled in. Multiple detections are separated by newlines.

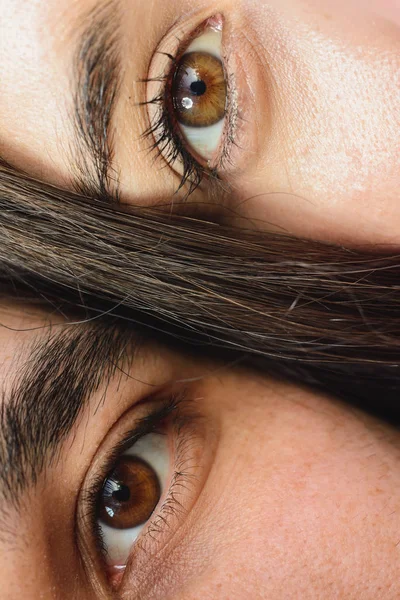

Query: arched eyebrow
left=0, top=323, right=140, bottom=507
left=71, top=1, right=122, bottom=201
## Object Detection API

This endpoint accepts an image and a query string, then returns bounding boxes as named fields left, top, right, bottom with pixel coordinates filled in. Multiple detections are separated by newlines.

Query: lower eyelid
left=142, top=11, right=276, bottom=199
left=118, top=409, right=214, bottom=591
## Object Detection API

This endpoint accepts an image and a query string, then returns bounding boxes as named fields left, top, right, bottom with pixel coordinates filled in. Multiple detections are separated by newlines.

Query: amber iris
left=172, top=51, right=227, bottom=128
left=99, top=457, right=161, bottom=529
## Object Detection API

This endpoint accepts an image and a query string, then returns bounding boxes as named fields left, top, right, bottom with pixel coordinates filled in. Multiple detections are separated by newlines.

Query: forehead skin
left=0, top=0, right=399, bottom=246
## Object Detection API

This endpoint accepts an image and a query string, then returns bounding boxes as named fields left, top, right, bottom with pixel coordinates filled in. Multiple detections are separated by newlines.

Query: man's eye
left=170, top=27, right=227, bottom=161
left=97, top=432, right=169, bottom=568
left=78, top=397, right=208, bottom=593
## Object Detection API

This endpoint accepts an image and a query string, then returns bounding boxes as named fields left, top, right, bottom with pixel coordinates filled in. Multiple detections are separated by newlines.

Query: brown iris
left=99, top=457, right=161, bottom=529
left=172, top=51, right=227, bottom=128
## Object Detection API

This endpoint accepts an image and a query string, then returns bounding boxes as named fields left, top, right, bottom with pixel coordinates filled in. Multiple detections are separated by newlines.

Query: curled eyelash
left=140, top=73, right=206, bottom=199
left=139, top=40, right=221, bottom=199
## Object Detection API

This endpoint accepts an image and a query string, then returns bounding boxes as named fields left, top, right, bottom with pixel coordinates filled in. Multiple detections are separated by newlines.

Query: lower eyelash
left=141, top=423, right=200, bottom=546
left=127, top=400, right=202, bottom=564
left=139, top=77, right=206, bottom=199
left=81, top=391, right=202, bottom=583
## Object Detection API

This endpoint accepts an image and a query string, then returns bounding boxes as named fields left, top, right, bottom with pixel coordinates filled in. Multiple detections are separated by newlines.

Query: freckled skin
left=1, top=309, right=400, bottom=598
left=119, top=373, right=400, bottom=600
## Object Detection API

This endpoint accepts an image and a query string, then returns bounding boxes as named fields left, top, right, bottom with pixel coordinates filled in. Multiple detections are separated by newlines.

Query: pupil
left=190, top=80, right=207, bottom=96
left=112, top=484, right=130, bottom=503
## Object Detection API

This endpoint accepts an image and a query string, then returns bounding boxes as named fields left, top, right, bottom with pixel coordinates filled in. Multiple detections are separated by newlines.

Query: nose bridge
left=0, top=556, right=95, bottom=600
left=0, top=483, right=108, bottom=600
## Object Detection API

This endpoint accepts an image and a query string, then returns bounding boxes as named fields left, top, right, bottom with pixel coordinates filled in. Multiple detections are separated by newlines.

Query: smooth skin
left=0, top=0, right=399, bottom=245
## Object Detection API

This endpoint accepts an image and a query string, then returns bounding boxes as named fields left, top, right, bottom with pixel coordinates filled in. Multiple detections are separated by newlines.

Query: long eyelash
left=139, top=62, right=206, bottom=199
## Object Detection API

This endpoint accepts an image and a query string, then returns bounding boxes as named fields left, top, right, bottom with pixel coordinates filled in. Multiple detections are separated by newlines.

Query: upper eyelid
left=85, top=394, right=182, bottom=504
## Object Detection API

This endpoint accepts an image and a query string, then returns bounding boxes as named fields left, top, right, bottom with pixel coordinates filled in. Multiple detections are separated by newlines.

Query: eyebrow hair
left=72, top=1, right=122, bottom=201
left=0, top=323, right=139, bottom=506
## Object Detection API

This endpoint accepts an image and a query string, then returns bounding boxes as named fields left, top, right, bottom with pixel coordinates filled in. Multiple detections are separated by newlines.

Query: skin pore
left=0, top=0, right=399, bottom=245
left=1, top=304, right=400, bottom=599
left=0, top=0, right=400, bottom=597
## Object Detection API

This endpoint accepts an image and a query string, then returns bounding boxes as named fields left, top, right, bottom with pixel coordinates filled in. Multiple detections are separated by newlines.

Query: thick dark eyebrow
left=0, top=323, right=139, bottom=506
left=72, top=1, right=122, bottom=201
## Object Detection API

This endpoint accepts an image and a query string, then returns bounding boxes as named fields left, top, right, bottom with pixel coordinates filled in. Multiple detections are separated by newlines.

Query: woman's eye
left=170, top=25, right=227, bottom=162
left=97, top=433, right=169, bottom=567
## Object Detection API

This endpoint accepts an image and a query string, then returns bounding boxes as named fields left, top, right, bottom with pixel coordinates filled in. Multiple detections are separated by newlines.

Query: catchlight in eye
left=97, top=432, right=169, bottom=567
left=171, top=23, right=227, bottom=162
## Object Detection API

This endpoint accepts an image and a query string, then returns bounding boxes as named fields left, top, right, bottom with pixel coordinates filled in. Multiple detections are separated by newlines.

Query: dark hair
left=1, top=160, right=400, bottom=422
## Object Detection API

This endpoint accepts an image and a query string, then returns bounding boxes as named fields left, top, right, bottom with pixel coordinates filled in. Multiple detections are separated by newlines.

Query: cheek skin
left=121, top=374, right=400, bottom=599
left=187, top=380, right=400, bottom=599
left=344, top=0, right=400, bottom=27
left=225, top=0, right=400, bottom=247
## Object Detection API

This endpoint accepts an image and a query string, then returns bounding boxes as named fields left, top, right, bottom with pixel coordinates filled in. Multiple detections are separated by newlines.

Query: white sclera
left=99, top=433, right=169, bottom=566
left=180, top=120, right=225, bottom=162
left=177, top=27, right=226, bottom=162
left=186, top=27, right=222, bottom=59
